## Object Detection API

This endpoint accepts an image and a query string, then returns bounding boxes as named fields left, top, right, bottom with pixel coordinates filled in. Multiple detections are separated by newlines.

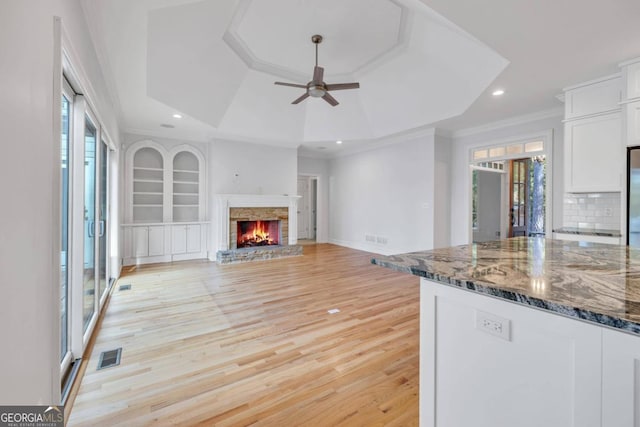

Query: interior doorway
left=468, top=132, right=553, bottom=244
left=508, top=157, right=546, bottom=237
left=471, top=166, right=508, bottom=243
left=297, top=175, right=318, bottom=241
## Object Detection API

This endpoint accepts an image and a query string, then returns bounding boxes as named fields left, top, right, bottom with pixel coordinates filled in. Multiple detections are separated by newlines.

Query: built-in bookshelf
left=132, top=147, right=163, bottom=223
left=173, top=151, right=199, bottom=222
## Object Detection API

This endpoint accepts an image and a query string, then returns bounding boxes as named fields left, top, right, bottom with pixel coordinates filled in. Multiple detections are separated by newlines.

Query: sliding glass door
left=83, top=116, right=97, bottom=331
left=60, top=85, right=72, bottom=368
left=98, top=139, right=109, bottom=302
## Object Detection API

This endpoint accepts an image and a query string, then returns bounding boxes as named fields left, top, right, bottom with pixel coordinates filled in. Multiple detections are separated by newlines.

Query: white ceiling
left=82, top=0, right=640, bottom=154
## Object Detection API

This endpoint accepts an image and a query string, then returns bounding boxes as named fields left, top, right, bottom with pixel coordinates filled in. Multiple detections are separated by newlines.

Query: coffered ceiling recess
left=84, top=0, right=508, bottom=145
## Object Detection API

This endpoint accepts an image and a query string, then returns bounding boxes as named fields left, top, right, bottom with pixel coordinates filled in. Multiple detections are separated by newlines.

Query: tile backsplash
left=563, top=193, right=621, bottom=230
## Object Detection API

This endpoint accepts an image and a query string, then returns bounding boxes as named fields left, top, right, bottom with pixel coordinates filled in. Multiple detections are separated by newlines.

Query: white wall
left=328, top=135, right=444, bottom=255
left=0, top=0, right=119, bottom=405
left=209, top=139, right=297, bottom=196
left=449, top=114, right=564, bottom=246
left=297, top=156, right=330, bottom=243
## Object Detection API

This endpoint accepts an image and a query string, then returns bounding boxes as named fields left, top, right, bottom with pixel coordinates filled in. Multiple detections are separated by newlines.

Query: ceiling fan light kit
left=274, top=34, right=360, bottom=106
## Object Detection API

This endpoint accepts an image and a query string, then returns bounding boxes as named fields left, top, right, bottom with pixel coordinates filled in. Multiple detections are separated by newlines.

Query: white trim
left=562, top=108, right=621, bottom=123
left=298, top=173, right=321, bottom=241
left=61, top=29, right=117, bottom=150
left=467, top=129, right=554, bottom=242
left=562, top=72, right=622, bottom=92
left=619, top=57, right=640, bottom=68
left=452, top=107, right=564, bottom=139
left=52, top=16, right=64, bottom=399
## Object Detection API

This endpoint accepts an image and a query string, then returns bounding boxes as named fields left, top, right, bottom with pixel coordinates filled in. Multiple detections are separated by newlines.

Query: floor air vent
left=119, top=284, right=131, bottom=291
left=97, top=348, right=122, bottom=370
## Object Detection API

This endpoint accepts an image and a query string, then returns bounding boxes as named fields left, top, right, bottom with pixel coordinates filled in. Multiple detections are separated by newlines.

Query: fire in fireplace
left=237, top=220, right=280, bottom=248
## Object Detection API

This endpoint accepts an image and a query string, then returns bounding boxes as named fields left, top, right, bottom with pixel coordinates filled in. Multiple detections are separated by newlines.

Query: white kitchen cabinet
left=564, top=75, right=622, bottom=120
left=421, top=280, right=602, bottom=427
left=564, top=111, right=622, bottom=192
left=623, top=60, right=640, bottom=101
left=626, top=100, right=640, bottom=146
left=602, top=328, right=640, bottom=427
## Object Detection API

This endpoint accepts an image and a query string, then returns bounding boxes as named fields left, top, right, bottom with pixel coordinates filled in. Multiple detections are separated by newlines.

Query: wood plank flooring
left=67, top=244, right=419, bottom=426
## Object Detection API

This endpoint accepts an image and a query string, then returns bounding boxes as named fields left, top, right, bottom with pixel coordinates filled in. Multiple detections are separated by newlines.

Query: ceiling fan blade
left=322, top=92, right=339, bottom=106
left=325, top=82, right=360, bottom=91
left=275, top=82, right=307, bottom=89
left=313, top=66, right=324, bottom=83
left=292, top=92, right=310, bottom=104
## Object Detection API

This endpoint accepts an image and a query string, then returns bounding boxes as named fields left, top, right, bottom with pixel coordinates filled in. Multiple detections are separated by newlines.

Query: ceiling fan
left=274, top=35, right=360, bottom=107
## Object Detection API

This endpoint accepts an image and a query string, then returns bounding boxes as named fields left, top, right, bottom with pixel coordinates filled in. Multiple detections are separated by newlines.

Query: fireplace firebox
left=237, top=220, right=280, bottom=248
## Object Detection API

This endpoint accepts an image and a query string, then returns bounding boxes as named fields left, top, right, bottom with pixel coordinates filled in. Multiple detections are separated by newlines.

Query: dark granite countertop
left=372, top=237, right=640, bottom=335
left=553, top=227, right=622, bottom=237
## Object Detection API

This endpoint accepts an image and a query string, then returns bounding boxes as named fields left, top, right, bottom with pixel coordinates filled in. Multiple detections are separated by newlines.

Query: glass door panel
left=83, top=117, right=97, bottom=331
left=98, top=140, right=108, bottom=300
left=60, top=94, right=71, bottom=362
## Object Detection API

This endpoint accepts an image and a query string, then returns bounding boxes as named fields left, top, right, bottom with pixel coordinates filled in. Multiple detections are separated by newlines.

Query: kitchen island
left=372, top=237, right=640, bottom=427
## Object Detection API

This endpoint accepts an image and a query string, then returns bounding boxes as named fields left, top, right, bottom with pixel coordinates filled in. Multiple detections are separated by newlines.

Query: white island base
left=420, top=278, right=640, bottom=427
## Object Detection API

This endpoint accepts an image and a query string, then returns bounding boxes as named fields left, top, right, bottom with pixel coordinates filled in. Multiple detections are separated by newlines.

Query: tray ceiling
left=82, top=0, right=508, bottom=146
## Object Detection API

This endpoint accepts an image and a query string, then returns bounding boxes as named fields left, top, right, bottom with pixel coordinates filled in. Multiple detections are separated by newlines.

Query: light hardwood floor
left=68, top=244, right=419, bottom=426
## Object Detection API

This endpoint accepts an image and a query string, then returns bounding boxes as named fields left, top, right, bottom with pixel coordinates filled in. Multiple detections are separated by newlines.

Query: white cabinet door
left=421, top=280, right=602, bottom=427
left=626, top=61, right=640, bottom=100
left=603, top=328, right=640, bottom=427
left=565, top=77, right=621, bottom=120
left=564, top=112, right=622, bottom=192
left=172, top=225, right=187, bottom=254
left=148, top=226, right=165, bottom=256
left=627, top=100, right=640, bottom=146
left=132, top=227, right=148, bottom=257
left=186, top=224, right=201, bottom=253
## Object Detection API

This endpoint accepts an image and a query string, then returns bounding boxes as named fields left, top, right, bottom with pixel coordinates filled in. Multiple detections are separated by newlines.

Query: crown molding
left=451, top=107, right=564, bottom=139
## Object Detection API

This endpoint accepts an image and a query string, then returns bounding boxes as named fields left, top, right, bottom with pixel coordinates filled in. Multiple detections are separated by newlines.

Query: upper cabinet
left=125, top=140, right=206, bottom=224
left=621, top=58, right=640, bottom=147
left=563, top=75, right=623, bottom=193
left=564, top=76, right=622, bottom=120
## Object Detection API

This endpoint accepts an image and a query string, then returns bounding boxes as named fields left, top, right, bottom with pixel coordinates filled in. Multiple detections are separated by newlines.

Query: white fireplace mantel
left=213, top=194, right=301, bottom=253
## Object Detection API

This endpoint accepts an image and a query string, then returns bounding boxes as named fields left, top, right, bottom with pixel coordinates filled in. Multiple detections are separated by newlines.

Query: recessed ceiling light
left=336, top=140, right=343, bottom=145
left=492, top=89, right=505, bottom=97
left=172, top=113, right=183, bottom=119
left=160, top=123, right=175, bottom=128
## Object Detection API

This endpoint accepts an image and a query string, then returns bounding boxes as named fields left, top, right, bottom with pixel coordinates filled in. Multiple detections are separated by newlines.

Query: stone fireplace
left=213, top=194, right=303, bottom=263
left=229, top=207, right=288, bottom=249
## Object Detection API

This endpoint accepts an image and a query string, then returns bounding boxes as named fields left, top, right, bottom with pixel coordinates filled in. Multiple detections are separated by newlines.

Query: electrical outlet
left=365, top=234, right=376, bottom=242
left=376, top=236, right=388, bottom=245
left=604, top=208, right=613, bottom=217
left=476, top=310, right=511, bottom=341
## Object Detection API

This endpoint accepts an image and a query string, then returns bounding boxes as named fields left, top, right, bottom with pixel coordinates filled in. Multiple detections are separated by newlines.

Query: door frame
left=298, top=173, right=320, bottom=241
left=467, top=130, right=554, bottom=244
left=469, top=165, right=509, bottom=244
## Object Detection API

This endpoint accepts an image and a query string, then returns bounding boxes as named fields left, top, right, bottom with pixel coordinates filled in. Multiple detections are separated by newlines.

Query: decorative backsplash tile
left=563, top=193, right=621, bottom=230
